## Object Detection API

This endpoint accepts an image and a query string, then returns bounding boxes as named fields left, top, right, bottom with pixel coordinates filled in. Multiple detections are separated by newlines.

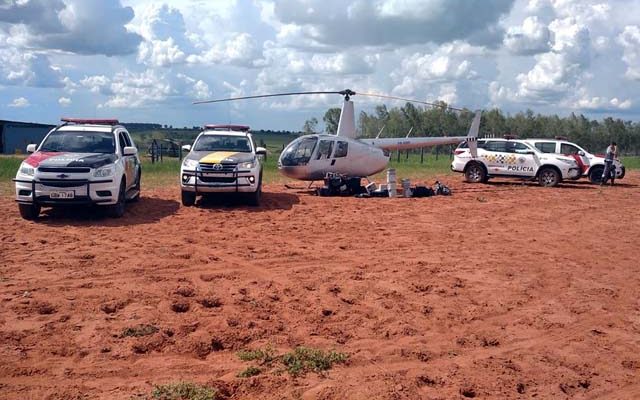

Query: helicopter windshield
left=280, top=136, right=318, bottom=166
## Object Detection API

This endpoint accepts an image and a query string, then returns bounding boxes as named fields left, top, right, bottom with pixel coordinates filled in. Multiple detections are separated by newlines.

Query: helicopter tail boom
left=364, top=110, right=482, bottom=152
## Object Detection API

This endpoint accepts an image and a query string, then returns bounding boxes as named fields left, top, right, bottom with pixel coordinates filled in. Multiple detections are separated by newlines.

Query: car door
left=482, top=140, right=508, bottom=175
left=560, top=142, right=589, bottom=173
left=506, top=142, right=537, bottom=177
left=118, top=131, right=134, bottom=189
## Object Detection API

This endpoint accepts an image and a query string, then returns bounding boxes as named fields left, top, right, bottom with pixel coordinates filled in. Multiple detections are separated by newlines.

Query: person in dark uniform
left=601, top=141, right=617, bottom=185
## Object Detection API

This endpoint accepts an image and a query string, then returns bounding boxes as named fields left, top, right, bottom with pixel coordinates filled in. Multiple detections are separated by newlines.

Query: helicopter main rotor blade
left=193, top=91, right=346, bottom=105
left=357, top=92, right=465, bottom=112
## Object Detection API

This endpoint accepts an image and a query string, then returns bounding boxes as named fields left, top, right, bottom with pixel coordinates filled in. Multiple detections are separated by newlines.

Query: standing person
left=601, top=141, right=618, bottom=185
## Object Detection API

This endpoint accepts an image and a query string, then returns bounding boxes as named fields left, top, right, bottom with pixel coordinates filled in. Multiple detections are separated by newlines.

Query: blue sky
left=1, top=0, right=639, bottom=131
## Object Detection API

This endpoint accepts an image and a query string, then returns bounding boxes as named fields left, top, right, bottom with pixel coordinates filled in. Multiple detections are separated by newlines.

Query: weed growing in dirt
left=236, top=346, right=348, bottom=378
left=237, top=366, right=262, bottom=378
left=281, top=347, right=348, bottom=377
left=121, top=324, right=159, bottom=338
left=236, top=346, right=276, bottom=364
left=151, top=382, right=218, bottom=400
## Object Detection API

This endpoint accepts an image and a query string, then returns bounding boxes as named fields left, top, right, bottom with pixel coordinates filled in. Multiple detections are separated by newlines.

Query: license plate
left=50, top=191, right=74, bottom=199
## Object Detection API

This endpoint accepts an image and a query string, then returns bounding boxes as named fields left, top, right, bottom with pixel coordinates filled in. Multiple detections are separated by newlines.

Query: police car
left=180, top=125, right=266, bottom=206
left=14, top=118, right=141, bottom=220
left=524, top=138, right=625, bottom=184
left=451, top=138, right=581, bottom=187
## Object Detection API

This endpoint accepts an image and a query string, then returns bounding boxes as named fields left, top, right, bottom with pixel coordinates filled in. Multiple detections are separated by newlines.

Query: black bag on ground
left=433, top=181, right=452, bottom=196
left=412, top=186, right=435, bottom=197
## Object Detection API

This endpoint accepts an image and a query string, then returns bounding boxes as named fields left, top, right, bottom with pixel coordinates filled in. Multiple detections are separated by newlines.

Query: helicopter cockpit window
left=316, top=140, right=334, bottom=160
left=280, top=136, right=318, bottom=166
left=334, top=141, right=348, bottom=158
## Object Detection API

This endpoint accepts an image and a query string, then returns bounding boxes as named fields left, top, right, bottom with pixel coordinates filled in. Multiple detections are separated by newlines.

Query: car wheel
left=18, top=203, right=41, bottom=220
left=247, top=180, right=262, bottom=206
left=538, top=167, right=560, bottom=187
left=107, top=181, right=126, bottom=218
left=464, top=163, right=486, bottom=183
left=618, top=166, right=625, bottom=179
left=589, top=165, right=604, bottom=184
left=181, top=190, right=196, bottom=206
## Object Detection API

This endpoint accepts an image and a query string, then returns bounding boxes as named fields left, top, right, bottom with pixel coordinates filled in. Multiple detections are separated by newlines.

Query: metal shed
left=0, top=120, right=54, bottom=154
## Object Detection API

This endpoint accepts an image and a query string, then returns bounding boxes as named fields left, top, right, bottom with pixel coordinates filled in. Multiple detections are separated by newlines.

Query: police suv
left=524, top=138, right=625, bottom=184
left=180, top=125, right=266, bottom=206
left=451, top=138, right=581, bottom=187
left=14, top=118, right=141, bottom=220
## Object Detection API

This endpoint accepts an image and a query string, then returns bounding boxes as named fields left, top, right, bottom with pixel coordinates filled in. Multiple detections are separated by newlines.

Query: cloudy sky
left=1, top=0, right=639, bottom=130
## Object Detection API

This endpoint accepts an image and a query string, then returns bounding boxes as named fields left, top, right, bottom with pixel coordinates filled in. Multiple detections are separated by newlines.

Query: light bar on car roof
left=204, top=124, right=250, bottom=131
left=61, top=117, right=120, bottom=125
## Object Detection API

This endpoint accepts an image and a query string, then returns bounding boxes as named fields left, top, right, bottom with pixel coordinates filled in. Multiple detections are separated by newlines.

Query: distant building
left=0, top=120, right=54, bottom=154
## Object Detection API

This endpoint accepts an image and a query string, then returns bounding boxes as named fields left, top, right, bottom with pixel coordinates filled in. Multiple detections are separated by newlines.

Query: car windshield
left=194, top=135, right=252, bottom=152
left=39, top=131, right=116, bottom=153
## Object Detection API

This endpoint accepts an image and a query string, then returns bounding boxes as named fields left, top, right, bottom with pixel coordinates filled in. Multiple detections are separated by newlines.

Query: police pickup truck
left=14, top=118, right=141, bottom=220
left=451, top=138, right=581, bottom=186
left=524, top=138, right=625, bottom=184
left=180, top=125, right=266, bottom=206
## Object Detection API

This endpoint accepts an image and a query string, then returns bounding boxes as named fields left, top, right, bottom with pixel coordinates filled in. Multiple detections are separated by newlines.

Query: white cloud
left=265, top=0, right=515, bottom=49
left=617, top=25, right=640, bottom=80
left=504, top=16, right=551, bottom=55
left=186, top=33, right=260, bottom=67
left=58, top=97, right=72, bottom=106
left=177, top=73, right=212, bottom=100
left=101, top=69, right=172, bottom=108
left=0, top=48, right=62, bottom=87
left=80, top=75, right=111, bottom=94
left=0, top=0, right=142, bottom=56
left=8, top=97, right=30, bottom=108
left=138, top=37, right=186, bottom=67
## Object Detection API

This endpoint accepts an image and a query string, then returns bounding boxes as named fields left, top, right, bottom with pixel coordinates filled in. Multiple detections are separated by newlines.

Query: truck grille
left=199, top=162, right=237, bottom=173
left=38, top=167, right=91, bottom=173
left=199, top=176, right=236, bottom=183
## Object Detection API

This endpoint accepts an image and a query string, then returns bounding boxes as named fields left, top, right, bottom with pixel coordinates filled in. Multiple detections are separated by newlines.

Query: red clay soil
left=1, top=173, right=639, bottom=400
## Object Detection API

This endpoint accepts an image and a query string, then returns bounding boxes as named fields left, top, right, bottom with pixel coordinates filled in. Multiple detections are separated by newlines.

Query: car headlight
left=239, top=160, right=255, bottom=169
left=182, top=159, right=198, bottom=169
left=556, top=157, right=577, bottom=166
left=93, top=165, right=115, bottom=178
left=19, top=162, right=35, bottom=176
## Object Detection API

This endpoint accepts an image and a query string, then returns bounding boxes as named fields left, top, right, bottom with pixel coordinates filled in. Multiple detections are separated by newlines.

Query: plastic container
left=387, top=168, right=397, bottom=197
left=401, top=178, right=411, bottom=197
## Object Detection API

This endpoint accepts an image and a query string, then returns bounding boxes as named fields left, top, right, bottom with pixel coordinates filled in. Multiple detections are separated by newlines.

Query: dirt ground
left=1, top=173, right=639, bottom=400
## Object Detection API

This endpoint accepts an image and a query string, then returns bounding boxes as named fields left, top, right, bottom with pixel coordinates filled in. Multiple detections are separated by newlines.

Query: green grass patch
left=236, top=346, right=276, bottom=364
left=121, top=324, right=159, bottom=338
left=236, top=346, right=348, bottom=378
left=150, top=382, right=218, bottom=400
left=621, top=156, right=640, bottom=170
left=236, top=366, right=262, bottom=378
left=281, top=347, right=348, bottom=377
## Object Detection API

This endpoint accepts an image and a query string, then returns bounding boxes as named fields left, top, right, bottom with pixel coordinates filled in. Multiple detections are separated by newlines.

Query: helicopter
left=194, top=89, right=479, bottom=181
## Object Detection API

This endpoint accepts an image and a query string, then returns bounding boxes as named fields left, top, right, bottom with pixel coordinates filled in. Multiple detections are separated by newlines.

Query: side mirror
left=578, top=151, right=585, bottom=156
left=255, top=146, right=267, bottom=156
left=26, top=144, right=37, bottom=153
left=182, top=144, right=192, bottom=152
left=123, top=146, right=138, bottom=156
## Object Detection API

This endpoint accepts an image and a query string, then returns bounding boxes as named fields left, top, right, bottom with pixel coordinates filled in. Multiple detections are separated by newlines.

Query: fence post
left=179, top=142, right=183, bottom=161
left=421, top=147, right=424, bottom=164
left=160, top=144, right=163, bottom=162
left=397, top=150, right=400, bottom=163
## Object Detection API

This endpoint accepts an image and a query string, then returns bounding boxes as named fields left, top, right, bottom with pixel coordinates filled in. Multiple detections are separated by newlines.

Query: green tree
left=323, top=108, right=341, bottom=134
left=302, top=117, right=318, bottom=135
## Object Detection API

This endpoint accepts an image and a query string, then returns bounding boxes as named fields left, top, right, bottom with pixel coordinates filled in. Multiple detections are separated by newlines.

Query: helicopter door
left=314, top=139, right=335, bottom=174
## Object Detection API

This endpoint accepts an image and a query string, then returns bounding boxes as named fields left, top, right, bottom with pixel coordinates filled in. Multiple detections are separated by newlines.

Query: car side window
left=535, top=142, right=556, bottom=153
left=560, top=143, right=580, bottom=155
left=484, top=141, right=507, bottom=152
left=123, top=132, right=134, bottom=147
left=118, top=132, right=128, bottom=155
left=510, top=142, right=530, bottom=153
left=334, top=141, right=348, bottom=158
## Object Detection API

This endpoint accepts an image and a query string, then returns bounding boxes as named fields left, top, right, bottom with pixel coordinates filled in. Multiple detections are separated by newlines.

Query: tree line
left=304, top=103, right=640, bottom=155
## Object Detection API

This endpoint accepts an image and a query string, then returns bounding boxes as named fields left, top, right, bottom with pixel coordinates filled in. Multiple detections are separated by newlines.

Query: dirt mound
left=1, top=174, right=640, bottom=399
